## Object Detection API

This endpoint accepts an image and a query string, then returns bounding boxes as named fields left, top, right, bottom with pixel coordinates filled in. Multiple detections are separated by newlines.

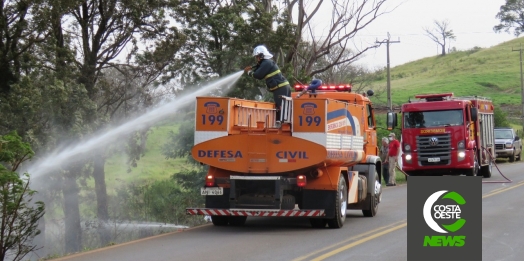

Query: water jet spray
left=24, top=71, right=245, bottom=179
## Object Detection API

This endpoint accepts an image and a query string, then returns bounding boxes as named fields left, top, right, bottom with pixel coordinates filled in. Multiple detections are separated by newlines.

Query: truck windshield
left=403, top=110, right=464, bottom=128
left=495, top=129, right=513, bottom=139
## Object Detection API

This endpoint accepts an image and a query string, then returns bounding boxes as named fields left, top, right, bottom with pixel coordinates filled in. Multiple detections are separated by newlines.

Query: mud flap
left=300, top=190, right=337, bottom=219
left=357, top=175, right=368, bottom=202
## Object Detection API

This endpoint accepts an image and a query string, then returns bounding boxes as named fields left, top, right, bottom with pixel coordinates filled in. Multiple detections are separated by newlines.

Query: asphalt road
left=54, top=161, right=524, bottom=261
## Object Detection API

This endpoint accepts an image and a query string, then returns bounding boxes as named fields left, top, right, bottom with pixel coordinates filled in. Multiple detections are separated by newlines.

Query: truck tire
left=309, top=218, right=327, bottom=228
left=466, top=154, right=479, bottom=176
left=509, top=150, right=515, bottom=162
left=211, top=216, right=228, bottom=226
left=228, top=216, right=247, bottom=226
left=481, top=159, right=492, bottom=178
left=517, top=150, right=521, bottom=161
left=327, top=175, right=347, bottom=228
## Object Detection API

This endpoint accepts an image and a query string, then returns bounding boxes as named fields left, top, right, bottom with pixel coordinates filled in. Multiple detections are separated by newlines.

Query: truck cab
left=494, top=127, right=522, bottom=162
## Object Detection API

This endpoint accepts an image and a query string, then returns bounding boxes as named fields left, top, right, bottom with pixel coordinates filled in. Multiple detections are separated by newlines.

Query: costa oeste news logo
left=423, top=190, right=466, bottom=247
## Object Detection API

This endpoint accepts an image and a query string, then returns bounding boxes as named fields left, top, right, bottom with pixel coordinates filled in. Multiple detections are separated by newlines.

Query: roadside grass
left=395, top=168, right=408, bottom=184
left=380, top=166, right=408, bottom=186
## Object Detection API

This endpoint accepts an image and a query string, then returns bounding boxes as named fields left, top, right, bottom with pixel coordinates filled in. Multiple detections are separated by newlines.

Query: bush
left=494, top=107, right=510, bottom=127
left=113, top=167, right=207, bottom=227
left=0, top=131, right=45, bottom=261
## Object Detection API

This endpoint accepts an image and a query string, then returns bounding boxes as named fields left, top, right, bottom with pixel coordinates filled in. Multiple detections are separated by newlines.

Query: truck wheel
left=211, top=216, right=228, bottom=226
left=309, top=218, right=327, bottom=228
left=481, top=159, right=492, bottom=178
left=327, top=175, right=347, bottom=228
left=466, top=154, right=479, bottom=176
left=228, top=216, right=247, bottom=226
left=509, top=150, right=515, bottom=162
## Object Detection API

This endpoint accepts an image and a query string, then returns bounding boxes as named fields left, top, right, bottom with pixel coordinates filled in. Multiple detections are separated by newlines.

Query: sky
left=321, top=0, right=519, bottom=69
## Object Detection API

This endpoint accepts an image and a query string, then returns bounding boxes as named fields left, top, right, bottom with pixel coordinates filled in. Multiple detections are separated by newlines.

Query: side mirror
left=470, top=107, right=478, bottom=122
left=387, top=112, right=397, bottom=130
left=515, top=136, right=520, bottom=141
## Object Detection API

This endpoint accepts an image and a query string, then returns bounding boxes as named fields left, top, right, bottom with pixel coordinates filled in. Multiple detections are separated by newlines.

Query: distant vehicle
left=387, top=93, right=495, bottom=178
left=494, top=127, right=522, bottom=162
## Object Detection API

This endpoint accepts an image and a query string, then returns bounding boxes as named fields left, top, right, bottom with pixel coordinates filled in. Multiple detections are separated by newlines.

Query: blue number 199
left=298, top=116, right=321, bottom=126
left=202, top=114, right=224, bottom=125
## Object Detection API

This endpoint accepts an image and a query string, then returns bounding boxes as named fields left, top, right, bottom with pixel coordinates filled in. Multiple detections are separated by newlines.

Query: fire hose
left=292, top=76, right=309, bottom=98
left=394, top=146, right=512, bottom=183
left=480, top=146, right=512, bottom=183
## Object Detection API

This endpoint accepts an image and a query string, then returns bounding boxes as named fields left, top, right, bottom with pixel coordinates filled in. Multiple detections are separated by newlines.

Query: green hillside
left=370, top=36, right=524, bottom=116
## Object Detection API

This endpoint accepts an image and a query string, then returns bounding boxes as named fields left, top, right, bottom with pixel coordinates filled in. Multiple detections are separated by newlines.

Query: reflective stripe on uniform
left=269, top=81, right=290, bottom=91
left=264, top=69, right=281, bottom=79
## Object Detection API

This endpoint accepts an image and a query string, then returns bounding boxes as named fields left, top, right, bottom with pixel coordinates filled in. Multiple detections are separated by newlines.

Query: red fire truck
left=386, top=93, right=494, bottom=178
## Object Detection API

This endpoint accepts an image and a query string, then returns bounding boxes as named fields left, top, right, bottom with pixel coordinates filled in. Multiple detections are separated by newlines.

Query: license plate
left=201, top=187, right=223, bottom=196
left=428, top=157, right=440, bottom=162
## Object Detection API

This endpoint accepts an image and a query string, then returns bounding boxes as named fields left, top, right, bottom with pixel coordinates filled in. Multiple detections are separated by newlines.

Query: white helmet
left=253, top=45, right=273, bottom=59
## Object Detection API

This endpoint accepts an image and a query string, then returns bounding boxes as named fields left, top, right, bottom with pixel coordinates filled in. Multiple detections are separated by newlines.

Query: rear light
left=297, top=175, right=307, bottom=187
left=294, top=84, right=304, bottom=91
left=205, top=175, right=215, bottom=187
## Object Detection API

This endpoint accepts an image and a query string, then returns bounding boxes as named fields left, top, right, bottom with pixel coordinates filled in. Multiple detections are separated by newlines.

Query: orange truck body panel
left=192, top=134, right=327, bottom=173
left=193, top=94, right=371, bottom=173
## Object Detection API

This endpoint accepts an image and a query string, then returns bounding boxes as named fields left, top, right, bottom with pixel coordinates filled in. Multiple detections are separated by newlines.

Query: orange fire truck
left=387, top=93, right=494, bottom=178
left=186, top=84, right=384, bottom=228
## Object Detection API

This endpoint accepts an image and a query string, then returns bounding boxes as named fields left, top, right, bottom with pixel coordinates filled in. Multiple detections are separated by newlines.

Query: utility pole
left=512, top=43, right=524, bottom=132
left=376, top=33, right=400, bottom=112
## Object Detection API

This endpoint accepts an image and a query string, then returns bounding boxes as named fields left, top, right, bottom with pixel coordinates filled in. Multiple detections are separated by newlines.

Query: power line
left=376, top=33, right=401, bottom=112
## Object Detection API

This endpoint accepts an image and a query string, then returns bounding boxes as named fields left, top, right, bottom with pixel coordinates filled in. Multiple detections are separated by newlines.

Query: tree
left=423, top=20, right=456, bottom=56
left=0, top=131, right=45, bottom=261
left=0, top=0, right=49, bottom=94
left=0, top=1, right=95, bottom=255
left=49, top=0, right=187, bottom=250
left=171, top=0, right=293, bottom=101
left=285, top=0, right=389, bottom=77
left=494, top=0, right=524, bottom=36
